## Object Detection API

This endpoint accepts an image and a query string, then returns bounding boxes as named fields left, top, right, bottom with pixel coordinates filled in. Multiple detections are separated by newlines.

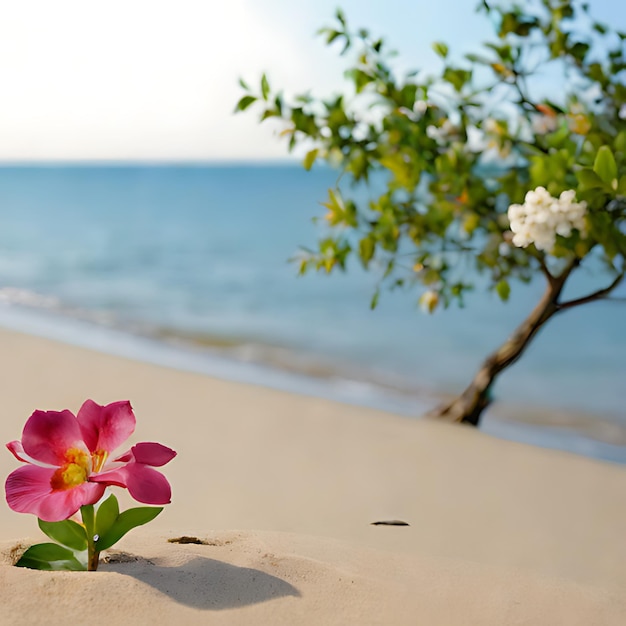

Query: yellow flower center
left=50, top=448, right=91, bottom=491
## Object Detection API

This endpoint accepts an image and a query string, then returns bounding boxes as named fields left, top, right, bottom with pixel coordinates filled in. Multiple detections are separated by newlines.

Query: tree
left=236, top=0, right=626, bottom=426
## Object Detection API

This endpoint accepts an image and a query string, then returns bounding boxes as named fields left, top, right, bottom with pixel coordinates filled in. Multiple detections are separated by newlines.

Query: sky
left=0, top=0, right=622, bottom=162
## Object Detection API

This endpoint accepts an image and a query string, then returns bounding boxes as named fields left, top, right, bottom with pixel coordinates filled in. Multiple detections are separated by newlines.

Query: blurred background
left=0, top=0, right=624, bottom=461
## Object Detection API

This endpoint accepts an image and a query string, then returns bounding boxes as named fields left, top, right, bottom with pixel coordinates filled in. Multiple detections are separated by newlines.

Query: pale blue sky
left=0, top=0, right=621, bottom=161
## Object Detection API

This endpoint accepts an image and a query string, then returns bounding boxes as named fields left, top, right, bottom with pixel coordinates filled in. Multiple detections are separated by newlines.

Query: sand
left=0, top=327, right=625, bottom=624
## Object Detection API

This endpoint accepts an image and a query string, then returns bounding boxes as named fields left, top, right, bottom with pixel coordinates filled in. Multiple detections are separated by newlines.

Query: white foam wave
left=0, top=287, right=60, bottom=309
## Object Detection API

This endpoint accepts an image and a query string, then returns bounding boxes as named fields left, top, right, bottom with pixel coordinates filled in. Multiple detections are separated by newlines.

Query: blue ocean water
left=0, top=164, right=624, bottom=459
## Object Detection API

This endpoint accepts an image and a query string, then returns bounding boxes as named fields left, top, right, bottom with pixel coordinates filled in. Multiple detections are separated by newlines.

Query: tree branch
left=537, top=255, right=579, bottom=292
left=530, top=250, right=554, bottom=283
left=556, top=271, right=625, bottom=310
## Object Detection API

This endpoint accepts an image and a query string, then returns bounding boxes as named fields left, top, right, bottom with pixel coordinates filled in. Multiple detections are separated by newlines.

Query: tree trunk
left=427, top=274, right=569, bottom=426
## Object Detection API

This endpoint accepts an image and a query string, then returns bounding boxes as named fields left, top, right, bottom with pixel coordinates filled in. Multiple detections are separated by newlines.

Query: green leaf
left=593, top=22, right=607, bottom=35
left=81, top=504, right=95, bottom=534
left=324, top=29, right=342, bottom=45
left=260, top=109, right=277, bottom=121
left=443, top=67, right=471, bottom=91
left=399, top=84, right=417, bottom=109
left=545, top=124, right=569, bottom=149
left=238, top=77, right=249, bottom=90
left=261, top=74, right=270, bottom=101
left=96, top=507, right=163, bottom=551
left=576, top=168, right=605, bottom=191
left=432, top=41, right=449, bottom=59
left=499, top=12, right=519, bottom=37
left=569, top=42, right=590, bottom=63
left=370, top=288, right=380, bottom=310
left=303, top=148, right=319, bottom=171
left=465, top=52, right=492, bottom=64
left=38, top=519, right=87, bottom=551
left=359, top=237, right=375, bottom=267
left=274, top=94, right=283, bottom=116
left=495, top=279, right=511, bottom=302
left=95, top=493, right=120, bottom=539
left=593, top=146, right=617, bottom=186
left=345, top=68, right=374, bottom=93
left=587, top=62, right=605, bottom=83
left=485, top=42, right=513, bottom=63
left=15, top=543, right=85, bottom=571
left=291, top=108, right=319, bottom=135
left=498, top=13, right=537, bottom=37
left=614, top=130, right=626, bottom=154
left=234, top=95, right=257, bottom=112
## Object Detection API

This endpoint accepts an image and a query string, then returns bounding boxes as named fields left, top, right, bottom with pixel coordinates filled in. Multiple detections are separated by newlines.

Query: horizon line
left=0, top=156, right=305, bottom=167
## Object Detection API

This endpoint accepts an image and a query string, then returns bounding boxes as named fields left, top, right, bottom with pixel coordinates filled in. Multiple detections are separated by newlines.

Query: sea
left=0, top=164, right=624, bottom=463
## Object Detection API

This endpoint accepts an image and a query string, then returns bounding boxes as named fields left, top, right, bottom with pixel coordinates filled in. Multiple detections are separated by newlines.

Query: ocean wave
left=0, top=287, right=60, bottom=309
left=0, top=287, right=435, bottom=405
left=0, top=291, right=624, bottom=462
left=147, top=324, right=437, bottom=398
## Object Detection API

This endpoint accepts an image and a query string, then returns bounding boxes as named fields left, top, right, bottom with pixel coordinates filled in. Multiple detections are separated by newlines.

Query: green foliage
left=261, top=74, right=271, bottom=101
left=95, top=493, right=120, bottom=539
left=14, top=495, right=162, bottom=571
left=234, top=95, right=257, bottom=112
left=495, top=279, right=511, bottom=302
left=238, top=0, right=625, bottom=311
left=594, top=146, right=618, bottom=187
left=432, top=42, right=449, bottom=59
left=38, top=518, right=88, bottom=552
left=15, top=543, right=84, bottom=571
left=81, top=503, right=95, bottom=532
left=95, top=504, right=163, bottom=551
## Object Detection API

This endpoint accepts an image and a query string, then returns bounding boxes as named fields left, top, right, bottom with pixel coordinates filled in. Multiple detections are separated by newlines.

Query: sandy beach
left=1, top=326, right=625, bottom=624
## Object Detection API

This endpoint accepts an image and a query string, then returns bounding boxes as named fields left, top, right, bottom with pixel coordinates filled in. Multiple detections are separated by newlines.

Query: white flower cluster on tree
left=507, top=187, right=587, bottom=253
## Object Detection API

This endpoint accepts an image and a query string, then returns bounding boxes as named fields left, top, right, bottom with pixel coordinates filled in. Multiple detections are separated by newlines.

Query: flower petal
left=6, top=440, right=57, bottom=467
left=21, top=410, right=85, bottom=466
left=131, top=442, right=177, bottom=467
left=37, top=482, right=105, bottom=523
left=7, top=441, right=29, bottom=463
left=77, top=400, right=135, bottom=453
left=5, top=465, right=54, bottom=514
left=92, top=464, right=172, bottom=505
left=112, top=449, right=133, bottom=463
left=5, top=465, right=105, bottom=522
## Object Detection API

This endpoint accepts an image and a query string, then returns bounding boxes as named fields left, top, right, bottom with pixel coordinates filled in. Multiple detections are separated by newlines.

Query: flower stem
left=87, top=548, right=100, bottom=572
left=80, top=505, right=99, bottom=572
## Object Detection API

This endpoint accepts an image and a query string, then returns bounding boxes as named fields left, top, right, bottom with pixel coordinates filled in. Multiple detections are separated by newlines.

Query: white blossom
left=507, top=187, right=587, bottom=253
left=414, top=100, right=429, bottom=115
left=426, top=119, right=457, bottom=142
left=531, top=113, right=558, bottom=135
left=419, top=290, right=439, bottom=314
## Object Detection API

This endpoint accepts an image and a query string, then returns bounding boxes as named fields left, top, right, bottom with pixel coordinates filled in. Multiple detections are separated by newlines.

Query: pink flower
left=5, top=400, right=176, bottom=522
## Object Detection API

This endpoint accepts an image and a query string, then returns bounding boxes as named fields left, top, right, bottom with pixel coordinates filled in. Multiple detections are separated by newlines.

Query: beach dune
left=0, top=327, right=624, bottom=624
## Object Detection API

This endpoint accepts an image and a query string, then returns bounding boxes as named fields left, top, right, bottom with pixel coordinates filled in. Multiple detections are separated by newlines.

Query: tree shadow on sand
left=102, top=555, right=301, bottom=610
